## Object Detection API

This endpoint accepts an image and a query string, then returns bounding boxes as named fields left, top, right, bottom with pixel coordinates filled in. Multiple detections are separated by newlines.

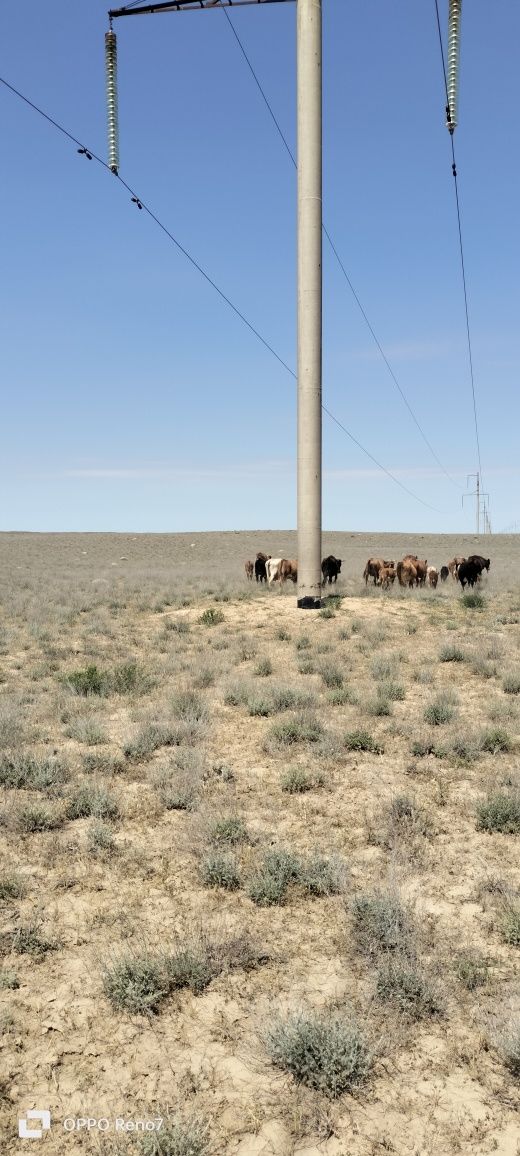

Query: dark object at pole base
left=297, top=596, right=322, bottom=610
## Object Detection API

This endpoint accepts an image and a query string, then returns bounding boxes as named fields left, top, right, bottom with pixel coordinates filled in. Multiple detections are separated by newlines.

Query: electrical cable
left=221, top=3, right=462, bottom=491
left=434, top=0, right=485, bottom=497
left=0, top=72, right=443, bottom=514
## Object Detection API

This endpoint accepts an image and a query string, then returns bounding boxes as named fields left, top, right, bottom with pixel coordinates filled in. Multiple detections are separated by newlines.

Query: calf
left=440, top=566, right=449, bottom=582
left=363, top=557, right=385, bottom=585
left=322, top=555, right=342, bottom=584
left=379, top=565, right=396, bottom=589
left=245, top=560, right=254, bottom=581
left=448, top=556, right=466, bottom=580
left=427, top=566, right=438, bottom=588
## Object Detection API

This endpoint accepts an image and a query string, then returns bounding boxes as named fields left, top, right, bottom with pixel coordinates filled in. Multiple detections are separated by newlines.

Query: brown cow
left=413, top=559, right=428, bottom=586
left=448, top=556, right=466, bottom=580
left=279, top=559, right=298, bottom=584
left=397, top=559, right=417, bottom=587
left=379, top=565, right=396, bottom=589
left=427, top=566, right=438, bottom=588
left=245, top=560, right=254, bottom=581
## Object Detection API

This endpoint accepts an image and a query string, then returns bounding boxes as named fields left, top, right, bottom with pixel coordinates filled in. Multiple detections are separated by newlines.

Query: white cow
left=266, top=558, right=282, bottom=585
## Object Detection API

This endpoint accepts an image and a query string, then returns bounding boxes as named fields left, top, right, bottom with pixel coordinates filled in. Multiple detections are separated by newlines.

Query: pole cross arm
left=109, top=0, right=294, bottom=17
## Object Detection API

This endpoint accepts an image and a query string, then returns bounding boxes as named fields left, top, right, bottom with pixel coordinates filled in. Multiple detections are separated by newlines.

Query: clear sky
left=1, top=0, right=518, bottom=534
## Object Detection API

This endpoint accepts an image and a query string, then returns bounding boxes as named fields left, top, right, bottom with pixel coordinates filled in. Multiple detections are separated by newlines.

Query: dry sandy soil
left=1, top=532, right=520, bottom=1156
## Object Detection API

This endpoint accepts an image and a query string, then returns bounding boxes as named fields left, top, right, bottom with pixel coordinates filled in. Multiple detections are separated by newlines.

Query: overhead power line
left=434, top=0, right=484, bottom=497
left=221, top=3, right=461, bottom=491
left=0, top=72, right=443, bottom=514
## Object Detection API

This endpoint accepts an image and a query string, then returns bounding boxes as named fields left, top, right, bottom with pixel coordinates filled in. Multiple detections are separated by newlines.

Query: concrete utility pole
left=107, top=0, right=322, bottom=608
left=296, top=0, right=322, bottom=608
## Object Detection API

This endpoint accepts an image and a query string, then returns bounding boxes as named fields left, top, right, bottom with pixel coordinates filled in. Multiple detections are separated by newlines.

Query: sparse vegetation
left=3, top=534, right=519, bottom=1154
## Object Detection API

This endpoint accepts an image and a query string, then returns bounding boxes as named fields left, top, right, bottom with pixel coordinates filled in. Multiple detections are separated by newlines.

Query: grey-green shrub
left=137, top=1117, right=210, bottom=1156
left=502, top=906, right=520, bottom=946
left=439, top=644, right=466, bottom=663
left=66, top=785, right=119, bottom=821
left=0, top=874, right=26, bottom=901
left=376, top=956, right=443, bottom=1019
left=65, top=665, right=108, bottom=696
left=265, top=1007, right=371, bottom=1097
left=461, top=592, right=485, bottom=609
left=103, top=954, right=169, bottom=1015
left=15, top=804, right=63, bottom=833
left=351, top=891, right=414, bottom=957
left=476, top=791, right=520, bottom=834
left=503, top=673, right=520, bottom=696
left=424, top=695, right=456, bottom=726
left=209, top=816, right=249, bottom=846
left=0, top=754, right=67, bottom=791
left=299, top=853, right=346, bottom=897
left=267, top=712, right=323, bottom=747
left=10, top=923, right=58, bottom=958
left=344, top=730, right=383, bottom=754
left=87, top=822, right=117, bottom=855
left=479, top=728, right=513, bottom=754
left=248, top=849, right=301, bottom=906
left=200, top=853, right=240, bottom=891
left=453, top=951, right=488, bottom=990
left=198, top=608, right=224, bottom=627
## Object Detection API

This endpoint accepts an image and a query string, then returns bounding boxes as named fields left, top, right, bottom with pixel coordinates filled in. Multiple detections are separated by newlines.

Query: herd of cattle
left=363, top=553, right=491, bottom=589
left=244, top=553, right=342, bottom=585
left=244, top=550, right=490, bottom=590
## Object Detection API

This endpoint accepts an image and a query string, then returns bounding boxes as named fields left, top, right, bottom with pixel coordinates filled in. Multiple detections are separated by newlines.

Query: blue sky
left=1, top=0, right=518, bottom=533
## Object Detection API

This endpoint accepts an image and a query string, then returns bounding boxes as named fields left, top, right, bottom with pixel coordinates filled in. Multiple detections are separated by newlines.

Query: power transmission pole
left=463, top=472, right=490, bottom=535
left=297, top=0, right=322, bottom=608
left=106, top=0, right=322, bottom=608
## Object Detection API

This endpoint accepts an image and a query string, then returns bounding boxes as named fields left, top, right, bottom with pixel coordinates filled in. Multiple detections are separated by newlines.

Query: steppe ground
left=1, top=531, right=520, bottom=1156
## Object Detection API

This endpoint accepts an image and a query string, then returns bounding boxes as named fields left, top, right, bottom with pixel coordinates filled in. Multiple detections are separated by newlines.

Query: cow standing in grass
left=397, top=559, right=417, bottom=587
left=322, top=556, right=342, bottom=584
left=245, top=560, right=254, bottom=581
left=255, top=552, right=270, bottom=583
left=280, top=559, right=298, bottom=584
left=266, top=558, right=283, bottom=585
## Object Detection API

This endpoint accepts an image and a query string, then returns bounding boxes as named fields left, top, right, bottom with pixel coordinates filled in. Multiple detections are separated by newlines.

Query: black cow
left=440, top=566, right=449, bottom=582
left=255, top=552, right=269, bottom=583
left=322, top=555, right=342, bottom=584
left=467, top=555, right=490, bottom=573
left=457, top=560, right=481, bottom=588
